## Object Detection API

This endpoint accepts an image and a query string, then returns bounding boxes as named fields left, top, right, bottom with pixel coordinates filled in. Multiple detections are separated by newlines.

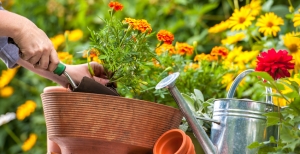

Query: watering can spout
left=156, top=72, right=218, bottom=154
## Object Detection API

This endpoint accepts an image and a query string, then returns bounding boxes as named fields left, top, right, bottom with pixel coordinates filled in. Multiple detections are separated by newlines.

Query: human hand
left=12, top=19, right=59, bottom=71
left=65, top=62, right=110, bottom=86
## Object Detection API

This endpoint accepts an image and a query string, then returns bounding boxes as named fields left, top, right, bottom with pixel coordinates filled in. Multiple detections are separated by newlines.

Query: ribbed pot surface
left=41, top=92, right=183, bottom=154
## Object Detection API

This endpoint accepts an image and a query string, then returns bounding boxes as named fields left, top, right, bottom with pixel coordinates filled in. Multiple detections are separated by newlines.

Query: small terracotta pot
left=153, top=129, right=196, bottom=154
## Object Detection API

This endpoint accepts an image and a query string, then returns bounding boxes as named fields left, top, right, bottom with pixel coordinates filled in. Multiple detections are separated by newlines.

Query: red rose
left=255, top=48, right=294, bottom=80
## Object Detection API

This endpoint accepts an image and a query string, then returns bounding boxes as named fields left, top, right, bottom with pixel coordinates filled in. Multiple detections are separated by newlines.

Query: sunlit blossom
left=221, top=73, right=235, bottom=91
left=273, top=74, right=300, bottom=107
left=228, top=7, right=255, bottom=31
left=155, top=43, right=175, bottom=55
left=123, top=18, right=152, bottom=33
left=283, top=32, right=300, bottom=72
left=0, top=67, right=18, bottom=88
left=57, top=52, right=73, bottom=64
left=208, top=21, right=229, bottom=34
left=108, top=1, right=123, bottom=11
left=210, top=46, right=228, bottom=60
left=255, top=48, right=294, bottom=80
left=221, top=32, right=245, bottom=45
left=293, top=14, right=300, bottom=27
left=50, top=34, right=65, bottom=50
left=22, top=133, right=37, bottom=151
left=0, top=86, right=14, bottom=98
left=256, top=12, right=284, bottom=36
left=244, top=0, right=262, bottom=16
left=65, top=29, right=84, bottom=42
left=194, top=53, right=211, bottom=62
left=175, top=42, right=194, bottom=55
left=223, top=46, right=259, bottom=71
left=16, top=100, right=37, bottom=121
left=157, top=30, right=174, bottom=44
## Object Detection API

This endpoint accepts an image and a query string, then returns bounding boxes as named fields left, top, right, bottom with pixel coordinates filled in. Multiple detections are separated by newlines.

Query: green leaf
left=182, top=93, right=196, bottom=112
left=194, top=89, right=204, bottom=102
left=250, top=72, right=275, bottom=82
left=98, top=55, right=107, bottom=59
left=248, top=141, right=261, bottom=149
left=264, top=112, right=281, bottom=126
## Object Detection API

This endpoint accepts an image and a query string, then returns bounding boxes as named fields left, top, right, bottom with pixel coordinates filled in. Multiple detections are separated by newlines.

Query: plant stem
left=227, top=0, right=235, bottom=10
left=4, top=124, right=22, bottom=145
left=234, top=0, right=239, bottom=9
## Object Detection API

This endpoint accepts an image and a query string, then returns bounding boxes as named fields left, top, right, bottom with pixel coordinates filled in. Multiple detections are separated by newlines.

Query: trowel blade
left=72, top=76, right=119, bottom=96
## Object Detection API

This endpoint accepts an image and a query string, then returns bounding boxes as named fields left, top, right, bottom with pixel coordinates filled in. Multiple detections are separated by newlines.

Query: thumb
left=93, top=76, right=109, bottom=85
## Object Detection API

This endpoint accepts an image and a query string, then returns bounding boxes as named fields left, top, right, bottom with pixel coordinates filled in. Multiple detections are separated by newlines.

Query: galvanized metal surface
left=157, top=70, right=279, bottom=154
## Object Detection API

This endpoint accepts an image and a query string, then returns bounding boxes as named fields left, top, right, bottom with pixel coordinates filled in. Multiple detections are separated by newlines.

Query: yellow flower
left=222, top=73, right=234, bottom=91
left=16, top=100, right=36, bottom=121
left=0, top=86, right=14, bottom=98
left=194, top=53, right=210, bottom=62
left=228, top=7, right=255, bottom=31
left=244, top=0, right=262, bottom=17
left=273, top=74, right=300, bottom=107
left=50, top=34, right=65, bottom=50
left=221, top=32, right=245, bottom=45
left=0, top=67, right=18, bottom=88
left=65, top=29, right=84, bottom=42
left=256, top=12, right=284, bottom=36
left=208, top=21, right=229, bottom=34
left=22, top=133, right=37, bottom=151
left=283, top=32, right=300, bottom=72
left=57, top=52, right=73, bottom=64
left=293, top=14, right=300, bottom=27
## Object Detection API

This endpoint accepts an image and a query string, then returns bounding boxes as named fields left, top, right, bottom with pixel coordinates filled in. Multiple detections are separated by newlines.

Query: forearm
left=0, top=10, right=30, bottom=38
left=17, top=59, right=70, bottom=87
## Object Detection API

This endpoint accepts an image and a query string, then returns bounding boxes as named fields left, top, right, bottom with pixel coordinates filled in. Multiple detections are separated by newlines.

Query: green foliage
left=180, top=89, right=214, bottom=133
left=89, top=12, right=155, bottom=92
left=247, top=72, right=300, bottom=153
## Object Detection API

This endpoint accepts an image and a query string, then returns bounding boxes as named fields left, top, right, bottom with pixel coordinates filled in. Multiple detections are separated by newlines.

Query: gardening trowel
left=53, top=62, right=119, bottom=96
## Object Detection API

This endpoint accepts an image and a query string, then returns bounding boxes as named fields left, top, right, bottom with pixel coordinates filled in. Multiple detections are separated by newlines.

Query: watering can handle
left=226, top=69, right=273, bottom=104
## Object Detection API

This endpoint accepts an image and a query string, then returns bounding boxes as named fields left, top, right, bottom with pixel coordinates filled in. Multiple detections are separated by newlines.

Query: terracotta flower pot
left=153, top=129, right=196, bottom=154
left=41, top=87, right=183, bottom=154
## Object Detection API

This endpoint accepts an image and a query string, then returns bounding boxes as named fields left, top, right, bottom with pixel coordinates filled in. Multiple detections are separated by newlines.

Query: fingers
left=93, top=76, right=109, bottom=85
left=90, top=62, right=107, bottom=78
left=48, top=50, right=59, bottom=72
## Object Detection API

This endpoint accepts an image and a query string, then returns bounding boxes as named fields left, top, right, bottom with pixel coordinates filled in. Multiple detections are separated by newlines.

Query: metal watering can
left=155, top=69, right=279, bottom=154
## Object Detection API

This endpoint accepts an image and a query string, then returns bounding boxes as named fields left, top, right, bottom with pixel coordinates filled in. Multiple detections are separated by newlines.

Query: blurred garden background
left=1, top=0, right=300, bottom=153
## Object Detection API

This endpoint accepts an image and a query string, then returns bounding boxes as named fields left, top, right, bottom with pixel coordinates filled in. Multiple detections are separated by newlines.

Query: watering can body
left=155, top=69, right=280, bottom=154
left=211, top=98, right=278, bottom=154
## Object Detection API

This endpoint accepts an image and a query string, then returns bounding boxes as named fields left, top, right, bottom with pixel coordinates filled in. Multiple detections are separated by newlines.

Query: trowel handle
left=53, top=62, right=78, bottom=89
left=53, top=62, right=66, bottom=76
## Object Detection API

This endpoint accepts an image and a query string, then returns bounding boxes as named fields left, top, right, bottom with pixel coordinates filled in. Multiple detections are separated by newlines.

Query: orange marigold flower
left=123, top=18, right=152, bottom=33
left=210, top=46, right=229, bottom=60
left=108, top=1, right=123, bottom=11
left=175, top=42, right=194, bottom=56
left=155, top=43, right=176, bottom=55
left=134, top=19, right=152, bottom=33
left=157, top=30, right=174, bottom=44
